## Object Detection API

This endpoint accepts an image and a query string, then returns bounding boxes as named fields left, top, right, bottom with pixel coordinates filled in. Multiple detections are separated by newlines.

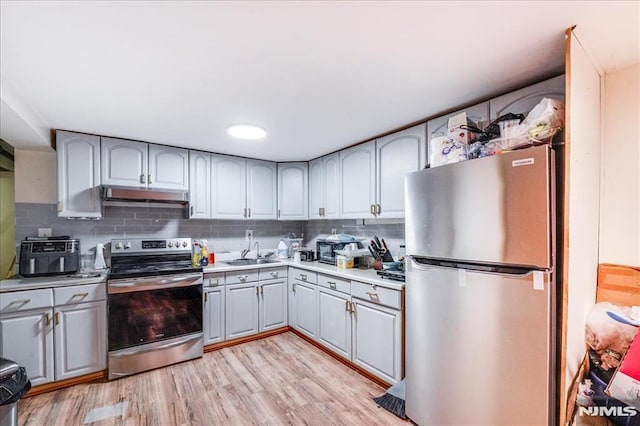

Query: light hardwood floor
left=18, top=332, right=408, bottom=425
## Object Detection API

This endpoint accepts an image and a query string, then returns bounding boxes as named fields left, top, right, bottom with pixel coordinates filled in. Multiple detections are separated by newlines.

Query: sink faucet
left=254, top=241, right=260, bottom=258
left=240, top=241, right=251, bottom=259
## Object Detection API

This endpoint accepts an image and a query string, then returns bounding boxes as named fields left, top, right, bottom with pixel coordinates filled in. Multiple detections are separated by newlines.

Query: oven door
left=107, top=272, right=203, bottom=352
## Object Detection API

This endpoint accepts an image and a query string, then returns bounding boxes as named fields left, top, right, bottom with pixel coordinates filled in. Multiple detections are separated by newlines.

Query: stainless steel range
left=107, top=238, right=203, bottom=380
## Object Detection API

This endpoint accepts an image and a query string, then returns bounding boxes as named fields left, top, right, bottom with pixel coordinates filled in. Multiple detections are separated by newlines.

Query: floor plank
left=17, top=332, right=407, bottom=425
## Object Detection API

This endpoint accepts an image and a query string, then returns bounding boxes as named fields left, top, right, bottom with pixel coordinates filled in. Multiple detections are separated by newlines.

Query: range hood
left=101, top=185, right=189, bottom=205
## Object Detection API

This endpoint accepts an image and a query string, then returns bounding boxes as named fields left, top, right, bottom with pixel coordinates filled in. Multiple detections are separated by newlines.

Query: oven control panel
left=111, top=238, right=192, bottom=254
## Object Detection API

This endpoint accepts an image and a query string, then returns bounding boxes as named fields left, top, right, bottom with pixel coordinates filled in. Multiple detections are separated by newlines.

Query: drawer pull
left=54, top=312, right=60, bottom=325
left=73, top=292, right=89, bottom=298
left=204, top=292, right=208, bottom=303
left=9, top=299, right=31, bottom=305
left=300, top=274, right=307, bottom=281
left=45, top=313, right=51, bottom=326
left=366, top=291, right=379, bottom=301
left=256, top=286, right=260, bottom=296
left=270, top=272, right=278, bottom=278
left=328, top=282, right=336, bottom=289
left=292, top=283, right=296, bottom=292
left=239, top=276, right=248, bottom=282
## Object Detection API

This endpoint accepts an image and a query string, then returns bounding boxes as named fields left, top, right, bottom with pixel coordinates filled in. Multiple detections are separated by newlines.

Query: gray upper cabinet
left=246, top=159, right=277, bottom=220
left=101, top=137, right=148, bottom=187
left=375, top=124, right=426, bottom=218
left=340, top=141, right=376, bottom=219
left=308, top=153, right=341, bottom=219
left=101, top=137, right=188, bottom=190
left=211, top=154, right=246, bottom=219
left=277, top=162, right=308, bottom=220
left=56, top=131, right=102, bottom=218
left=147, top=144, right=189, bottom=190
left=489, top=74, right=565, bottom=119
left=188, top=150, right=211, bottom=219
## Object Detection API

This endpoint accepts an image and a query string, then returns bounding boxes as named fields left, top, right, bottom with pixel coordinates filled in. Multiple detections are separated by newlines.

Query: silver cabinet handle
left=260, top=285, right=264, bottom=295
left=376, top=204, right=381, bottom=214
left=45, top=312, right=51, bottom=326
left=248, top=208, right=251, bottom=218
left=370, top=204, right=376, bottom=215
left=328, top=281, right=336, bottom=289
left=239, top=275, right=248, bottom=282
left=270, top=272, right=278, bottom=278
left=54, top=312, right=60, bottom=325
left=278, top=209, right=281, bottom=218
left=72, top=292, right=89, bottom=298
left=204, top=292, right=208, bottom=302
left=140, top=174, right=146, bottom=184
left=148, top=174, right=152, bottom=184
left=10, top=299, right=31, bottom=305
left=190, top=206, right=194, bottom=216
left=292, top=283, right=296, bottom=292
left=345, top=300, right=350, bottom=312
left=256, top=286, right=259, bottom=295
left=300, top=274, right=307, bottom=281
left=319, top=207, right=323, bottom=216
left=243, top=208, right=247, bottom=218
left=365, top=291, right=378, bottom=296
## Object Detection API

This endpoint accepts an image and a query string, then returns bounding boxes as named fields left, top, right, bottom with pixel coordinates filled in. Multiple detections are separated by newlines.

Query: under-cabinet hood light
left=227, top=124, right=266, bottom=140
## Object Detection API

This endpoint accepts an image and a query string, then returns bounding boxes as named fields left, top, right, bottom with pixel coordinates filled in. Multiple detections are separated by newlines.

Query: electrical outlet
left=245, top=229, right=253, bottom=240
left=331, top=228, right=337, bottom=235
left=38, top=228, right=52, bottom=238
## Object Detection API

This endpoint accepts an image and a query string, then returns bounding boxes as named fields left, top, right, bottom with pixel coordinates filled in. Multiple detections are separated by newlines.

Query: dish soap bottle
left=94, top=244, right=106, bottom=270
left=192, top=240, right=202, bottom=267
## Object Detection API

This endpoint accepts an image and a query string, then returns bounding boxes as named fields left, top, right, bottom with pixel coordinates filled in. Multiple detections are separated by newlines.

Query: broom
left=373, top=378, right=407, bottom=419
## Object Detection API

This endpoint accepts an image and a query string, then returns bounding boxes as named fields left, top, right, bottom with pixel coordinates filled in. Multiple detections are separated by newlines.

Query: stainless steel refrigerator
left=404, top=144, right=556, bottom=425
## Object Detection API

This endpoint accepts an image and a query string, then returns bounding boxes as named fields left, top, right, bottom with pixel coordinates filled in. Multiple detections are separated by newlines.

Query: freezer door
left=405, top=145, right=553, bottom=269
left=405, top=259, right=555, bottom=425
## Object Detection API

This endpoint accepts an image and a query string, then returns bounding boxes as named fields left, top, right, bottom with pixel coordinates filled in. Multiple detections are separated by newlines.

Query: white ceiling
left=1, top=1, right=638, bottom=161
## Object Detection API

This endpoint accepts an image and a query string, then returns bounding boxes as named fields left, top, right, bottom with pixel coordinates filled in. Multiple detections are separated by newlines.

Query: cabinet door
left=101, top=137, right=148, bottom=187
left=308, top=158, right=324, bottom=219
left=54, top=301, right=107, bottom=381
left=292, top=280, right=317, bottom=339
left=340, top=141, right=375, bottom=219
left=56, top=131, right=102, bottom=218
left=323, top=153, right=341, bottom=218
left=376, top=124, right=426, bottom=218
left=426, top=102, right=490, bottom=167
left=0, top=308, right=54, bottom=386
left=352, top=298, right=402, bottom=384
left=225, top=282, right=259, bottom=340
left=247, top=159, right=277, bottom=220
left=277, top=162, right=308, bottom=220
left=259, top=278, right=287, bottom=332
left=211, top=155, right=246, bottom=219
left=148, top=144, right=189, bottom=190
left=189, top=151, right=211, bottom=219
left=317, top=287, right=351, bottom=359
left=489, top=74, right=565, bottom=120
left=204, top=287, right=225, bottom=345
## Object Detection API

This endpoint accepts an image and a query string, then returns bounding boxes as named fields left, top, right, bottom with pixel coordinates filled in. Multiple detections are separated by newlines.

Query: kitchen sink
left=224, top=258, right=279, bottom=266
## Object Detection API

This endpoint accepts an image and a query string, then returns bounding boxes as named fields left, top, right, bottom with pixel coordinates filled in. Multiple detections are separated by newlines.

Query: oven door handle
left=108, top=273, right=203, bottom=294
left=109, top=333, right=203, bottom=359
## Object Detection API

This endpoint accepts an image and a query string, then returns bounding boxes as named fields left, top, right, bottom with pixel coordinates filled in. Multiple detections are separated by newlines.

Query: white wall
left=600, top=63, right=640, bottom=266
left=14, top=148, right=56, bottom=203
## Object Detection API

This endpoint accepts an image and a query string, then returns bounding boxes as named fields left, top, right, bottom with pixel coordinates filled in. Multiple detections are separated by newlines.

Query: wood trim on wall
left=203, top=326, right=289, bottom=353
left=25, top=370, right=107, bottom=398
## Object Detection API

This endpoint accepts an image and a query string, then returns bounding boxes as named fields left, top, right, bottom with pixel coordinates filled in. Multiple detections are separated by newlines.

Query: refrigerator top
left=404, top=145, right=555, bottom=270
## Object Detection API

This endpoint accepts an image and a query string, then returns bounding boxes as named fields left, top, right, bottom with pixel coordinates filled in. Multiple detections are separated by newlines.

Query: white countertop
left=0, top=260, right=404, bottom=293
left=0, top=272, right=108, bottom=293
left=203, top=260, right=404, bottom=291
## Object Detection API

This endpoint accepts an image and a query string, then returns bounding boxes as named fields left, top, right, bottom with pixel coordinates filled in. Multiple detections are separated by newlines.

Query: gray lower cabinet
left=54, top=300, right=107, bottom=381
left=351, top=297, right=402, bottom=384
left=290, top=279, right=318, bottom=339
left=0, top=307, right=54, bottom=386
left=0, top=284, right=107, bottom=386
left=259, top=277, right=287, bottom=331
left=317, top=286, right=351, bottom=359
left=225, top=281, right=259, bottom=340
left=204, top=285, right=225, bottom=345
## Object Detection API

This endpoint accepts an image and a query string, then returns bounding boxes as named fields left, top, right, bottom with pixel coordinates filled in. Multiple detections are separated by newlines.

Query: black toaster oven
left=316, top=239, right=362, bottom=265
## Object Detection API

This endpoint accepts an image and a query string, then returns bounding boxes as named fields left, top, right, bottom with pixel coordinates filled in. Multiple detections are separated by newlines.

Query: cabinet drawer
left=204, top=273, right=225, bottom=287
left=259, top=267, right=287, bottom=281
left=351, top=281, right=402, bottom=310
left=0, top=288, right=53, bottom=313
left=54, top=283, right=106, bottom=305
left=226, top=270, right=259, bottom=284
left=290, top=268, right=317, bottom=284
left=318, top=274, right=350, bottom=294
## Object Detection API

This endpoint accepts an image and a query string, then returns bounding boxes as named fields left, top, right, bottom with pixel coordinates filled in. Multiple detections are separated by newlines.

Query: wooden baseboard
left=25, top=370, right=107, bottom=398
left=288, top=327, right=392, bottom=390
left=204, top=326, right=289, bottom=353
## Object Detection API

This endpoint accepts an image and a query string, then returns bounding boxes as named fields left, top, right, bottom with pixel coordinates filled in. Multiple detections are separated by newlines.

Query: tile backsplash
left=14, top=203, right=405, bottom=267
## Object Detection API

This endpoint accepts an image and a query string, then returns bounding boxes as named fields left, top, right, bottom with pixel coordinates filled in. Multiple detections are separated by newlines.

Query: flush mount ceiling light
left=227, top=124, right=266, bottom=140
